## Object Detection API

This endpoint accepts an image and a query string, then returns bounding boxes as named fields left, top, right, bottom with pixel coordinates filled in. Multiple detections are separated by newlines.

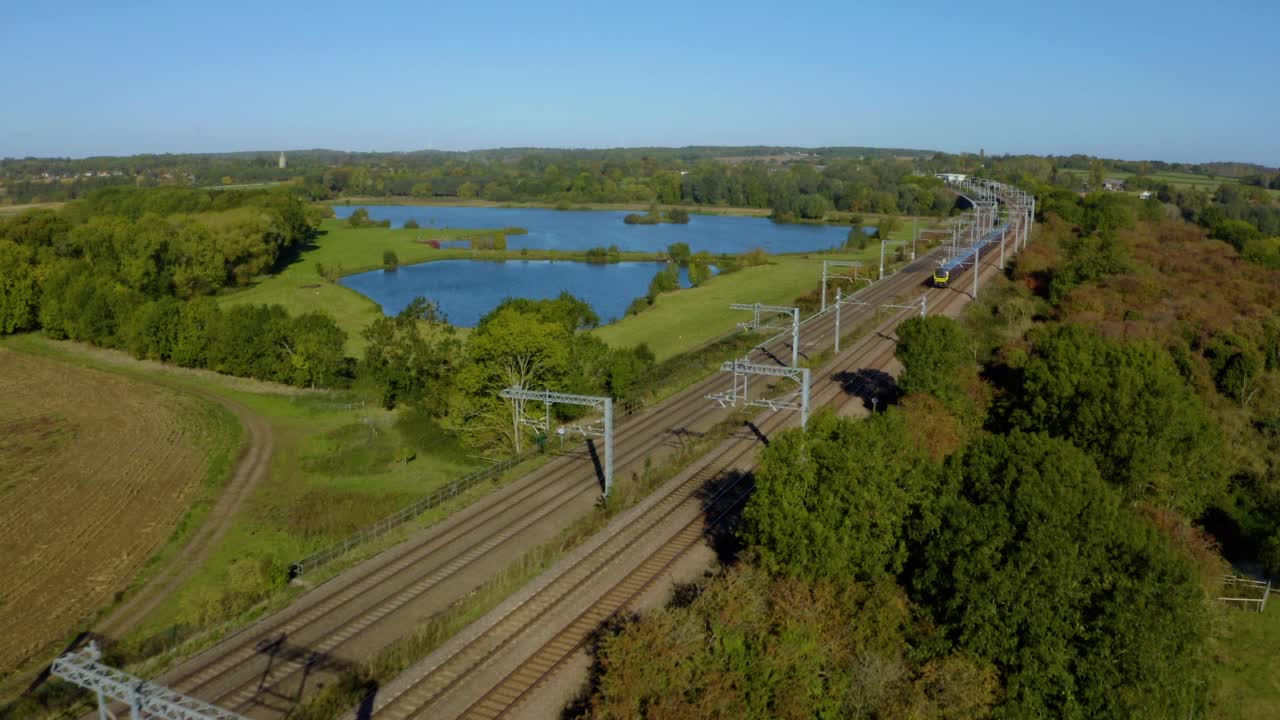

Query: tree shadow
left=20, top=631, right=94, bottom=698
left=353, top=680, right=380, bottom=720
left=274, top=229, right=325, bottom=273
left=584, top=438, right=605, bottom=495
left=832, top=368, right=900, bottom=410
left=240, top=633, right=359, bottom=716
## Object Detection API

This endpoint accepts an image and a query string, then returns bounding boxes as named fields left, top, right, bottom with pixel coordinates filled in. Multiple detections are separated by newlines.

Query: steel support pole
left=834, top=286, right=842, bottom=353
left=791, top=309, right=799, bottom=368
left=1029, top=198, right=1035, bottom=249
left=999, top=227, right=1005, bottom=269
left=973, top=242, right=980, bottom=298
left=800, top=368, right=810, bottom=429
left=879, top=237, right=885, bottom=280
left=911, top=218, right=918, bottom=260
left=820, top=261, right=828, bottom=312
left=95, top=689, right=109, bottom=720
left=603, top=398, right=613, bottom=496
left=512, top=399, right=523, bottom=454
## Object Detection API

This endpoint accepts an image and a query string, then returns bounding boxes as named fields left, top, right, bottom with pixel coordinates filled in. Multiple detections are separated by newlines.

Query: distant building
left=1103, top=178, right=1126, bottom=191
left=278, top=152, right=287, bottom=169
left=1139, top=190, right=1154, bottom=200
left=936, top=172, right=967, bottom=184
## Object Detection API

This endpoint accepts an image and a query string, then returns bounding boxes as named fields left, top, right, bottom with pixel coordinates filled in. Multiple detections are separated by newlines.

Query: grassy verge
left=1210, top=604, right=1280, bottom=719
left=593, top=245, right=898, bottom=362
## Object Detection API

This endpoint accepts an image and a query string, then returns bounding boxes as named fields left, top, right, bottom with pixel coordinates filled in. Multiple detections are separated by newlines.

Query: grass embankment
left=594, top=246, right=890, bottom=361
left=1210, top=605, right=1280, bottom=719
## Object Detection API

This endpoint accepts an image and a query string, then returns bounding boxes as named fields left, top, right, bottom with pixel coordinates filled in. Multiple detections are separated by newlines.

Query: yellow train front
left=932, top=267, right=950, bottom=288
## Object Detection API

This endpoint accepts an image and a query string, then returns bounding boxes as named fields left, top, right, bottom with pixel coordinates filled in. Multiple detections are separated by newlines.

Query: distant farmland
left=0, top=349, right=233, bottom=678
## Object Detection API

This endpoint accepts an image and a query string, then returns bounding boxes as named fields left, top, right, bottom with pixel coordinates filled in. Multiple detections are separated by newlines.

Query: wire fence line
left=1218, top=575, right=1271, bottom=612
left=289, top=449, right=538, bottom=579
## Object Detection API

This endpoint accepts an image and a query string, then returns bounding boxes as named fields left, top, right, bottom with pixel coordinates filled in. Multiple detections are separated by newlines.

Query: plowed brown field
left=0, top=349, right=216, bottom=675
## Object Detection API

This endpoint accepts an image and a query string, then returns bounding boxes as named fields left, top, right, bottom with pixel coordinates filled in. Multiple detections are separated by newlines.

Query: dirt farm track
left=0, top=348, right=221, bottom=677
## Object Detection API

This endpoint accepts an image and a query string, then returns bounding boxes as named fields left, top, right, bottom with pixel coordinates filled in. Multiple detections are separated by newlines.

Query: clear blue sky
left=4, top=0, right=1278, bottom=165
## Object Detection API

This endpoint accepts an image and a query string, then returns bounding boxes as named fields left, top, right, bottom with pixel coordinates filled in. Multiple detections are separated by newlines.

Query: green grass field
left=1210, top=603, right=1280, bottom=719
left=593, top=246, right=888, bottom=361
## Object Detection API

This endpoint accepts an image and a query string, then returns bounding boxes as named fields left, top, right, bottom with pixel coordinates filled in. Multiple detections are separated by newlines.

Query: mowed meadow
left=0, top=348, right=238, bottom=679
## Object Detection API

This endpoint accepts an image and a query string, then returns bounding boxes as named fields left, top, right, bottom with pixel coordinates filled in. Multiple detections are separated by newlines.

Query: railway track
left=357, top=230, right=1020, bottom=720
left=148, top=241, right=963, bottom=719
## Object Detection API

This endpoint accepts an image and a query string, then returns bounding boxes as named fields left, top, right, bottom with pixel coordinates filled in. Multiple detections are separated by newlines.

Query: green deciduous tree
left=895, top=316, right=972, bottom=405
left=1003, top=324, right=1225, bottom=515
left=284, top=312, right=349, bottom=388
left=584, top=565, right=1000, bottom=720
left=1048, top=230, right=1133, bottom=304
left=171, top=297, right=222, bottom=368
left=361, top=297, right=457, bottom=411
left=910, top=431, right=1210, bottom=719
left=744, top=410, right=934, bottom=581
left=666, top=242, right=691, bottom=264
left=0, top=240, right=40, bottom=333
left=457, top=305, right=571, bottom=449
left=1211, top=218, right=1262, bottom=251
left=125, top=297, right=182, bottom=360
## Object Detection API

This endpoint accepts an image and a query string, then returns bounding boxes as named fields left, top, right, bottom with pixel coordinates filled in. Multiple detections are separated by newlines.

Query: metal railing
left=1219, top=575, right=1271, bottom=612
left=289, top=450, right=537, bottom=579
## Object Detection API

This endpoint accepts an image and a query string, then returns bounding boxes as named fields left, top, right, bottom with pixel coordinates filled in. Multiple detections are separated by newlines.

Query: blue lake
left=332, top=204, right=856, bottom=255
left=340, top=259, right=705, bottom=327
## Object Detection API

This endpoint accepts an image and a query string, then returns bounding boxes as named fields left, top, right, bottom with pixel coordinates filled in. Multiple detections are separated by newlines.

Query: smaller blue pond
left=340, top=260, right=707, bottom=327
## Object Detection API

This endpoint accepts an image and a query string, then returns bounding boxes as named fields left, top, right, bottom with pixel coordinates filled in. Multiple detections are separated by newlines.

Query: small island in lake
left=623, top=205, right=690, bottom=225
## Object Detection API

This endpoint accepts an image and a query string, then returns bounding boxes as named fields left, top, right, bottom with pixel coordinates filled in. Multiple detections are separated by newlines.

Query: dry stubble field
left=0, top=348, right=222, bottom=676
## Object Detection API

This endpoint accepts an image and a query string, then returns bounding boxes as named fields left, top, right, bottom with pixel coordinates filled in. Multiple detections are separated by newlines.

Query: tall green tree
left=910, top=431, right=1210, bottom=719
left=361, top=297, right=458, bottom=411
left=285, top=312, right=349, bottom=388
left=895, top=316, right=972, bottom=405
left=743, top=410, right=934, bottom=581
left=1003, top=325, right=1226, bottom=514
left=457, top=305, right=571, bottom=449
left=0, top=240, right=40, bottom=333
